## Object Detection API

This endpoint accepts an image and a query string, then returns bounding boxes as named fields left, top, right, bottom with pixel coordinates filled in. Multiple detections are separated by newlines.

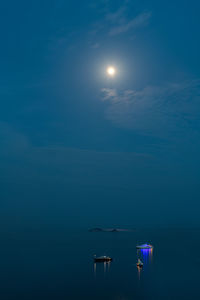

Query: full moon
left=107, top=66, right=116, bottom=77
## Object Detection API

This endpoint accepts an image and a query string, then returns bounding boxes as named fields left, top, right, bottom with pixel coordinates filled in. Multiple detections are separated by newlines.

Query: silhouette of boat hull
left=94, top=256, right=112, bottom=262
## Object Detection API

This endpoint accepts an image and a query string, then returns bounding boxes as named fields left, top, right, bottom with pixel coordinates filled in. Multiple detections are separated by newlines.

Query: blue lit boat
left=136, top=244, right=153, bottom=249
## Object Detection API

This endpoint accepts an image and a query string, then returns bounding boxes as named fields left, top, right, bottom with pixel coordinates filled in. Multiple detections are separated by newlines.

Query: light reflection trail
left=137, top=265, right=141, bottom=280
left=104, top=262, right=106, bottom=274
left=139, top=248, right=153, bottom=264
left=94, top=263, right=96, bottom=278
left=136, top=247, right=153, bottom=279
left=93, top=261, right=111, bottom=277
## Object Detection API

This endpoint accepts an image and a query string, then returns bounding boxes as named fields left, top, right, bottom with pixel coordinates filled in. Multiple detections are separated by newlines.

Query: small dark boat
left=136, top=259, right=143, bottom=268
left=94, top=255, right=112, bottom=262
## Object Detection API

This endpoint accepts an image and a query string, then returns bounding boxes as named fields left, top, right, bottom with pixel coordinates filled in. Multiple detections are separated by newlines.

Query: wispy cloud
left=108, top=11, right=152, bottom=36
left=90, top=1, right=151, bottom=38
left=90, top=42, right=100, bottom=49
left=101, top=88, right=117, bottom=100
left=101, top=79, right=200, bottom=137
left=105, top=6, right=127, bottom=23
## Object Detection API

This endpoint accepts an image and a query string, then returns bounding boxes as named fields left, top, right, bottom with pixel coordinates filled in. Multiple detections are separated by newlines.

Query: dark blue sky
left=1, top=0, right=200, bottom=228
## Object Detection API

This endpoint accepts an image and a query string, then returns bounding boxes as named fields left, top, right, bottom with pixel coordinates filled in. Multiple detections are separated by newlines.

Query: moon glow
left=107, top=66, right=116, bottom=77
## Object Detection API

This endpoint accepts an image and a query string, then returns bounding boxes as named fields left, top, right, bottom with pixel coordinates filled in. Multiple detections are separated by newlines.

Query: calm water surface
left=0, top=228, right=200, bottom=299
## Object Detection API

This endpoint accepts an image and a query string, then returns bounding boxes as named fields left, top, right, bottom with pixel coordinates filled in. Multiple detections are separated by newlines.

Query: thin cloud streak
left=90, top=1, right=152, bottom=38
left=108, top=12, right=152, bottom=36
left=101, top=79, right=200, bottom=136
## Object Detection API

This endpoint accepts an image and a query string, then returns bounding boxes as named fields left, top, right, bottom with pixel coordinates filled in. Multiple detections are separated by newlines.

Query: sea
left=0, top=227, right=200, bottom=299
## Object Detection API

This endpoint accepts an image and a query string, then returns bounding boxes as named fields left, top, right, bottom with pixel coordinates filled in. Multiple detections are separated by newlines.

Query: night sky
left=1, top=0, right=200, bottom=229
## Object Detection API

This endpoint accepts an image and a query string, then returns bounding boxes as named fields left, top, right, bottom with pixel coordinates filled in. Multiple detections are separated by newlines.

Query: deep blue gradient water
left=0, top=228, right=200, bottom=299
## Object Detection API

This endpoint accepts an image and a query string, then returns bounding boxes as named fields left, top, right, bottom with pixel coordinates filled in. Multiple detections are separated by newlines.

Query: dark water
left=0, top=228, right=200, bottom=299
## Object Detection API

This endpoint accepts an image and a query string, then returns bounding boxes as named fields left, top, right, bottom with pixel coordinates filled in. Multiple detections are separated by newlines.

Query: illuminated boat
left=136, top=244, right=153, bottom=249
left=136, top=259, right=143, bottom=267
left=94, top=255, right=112, bottom=262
